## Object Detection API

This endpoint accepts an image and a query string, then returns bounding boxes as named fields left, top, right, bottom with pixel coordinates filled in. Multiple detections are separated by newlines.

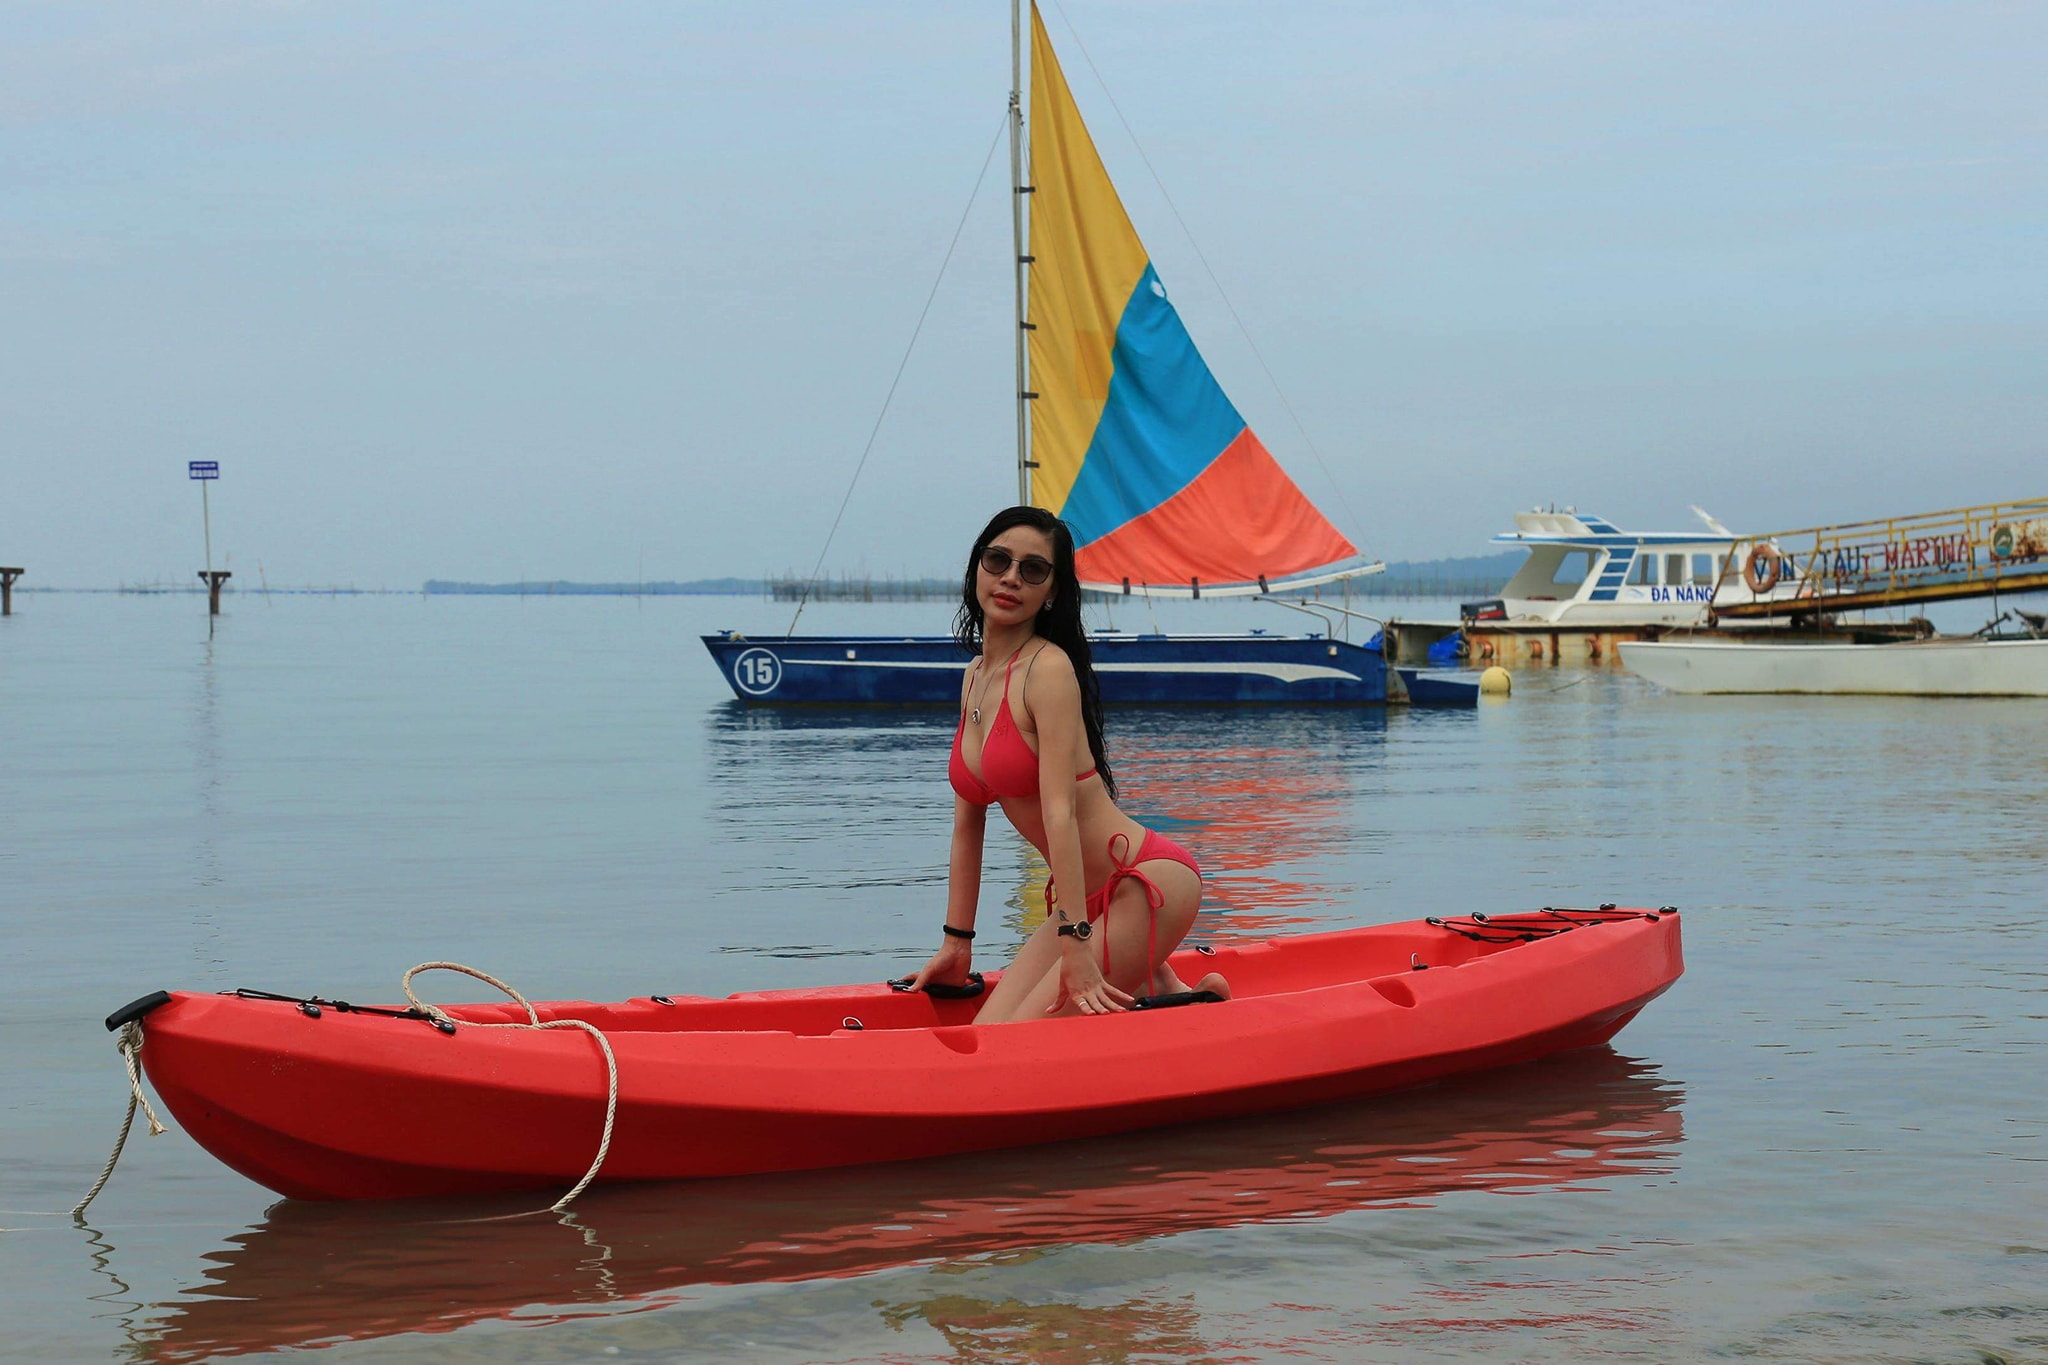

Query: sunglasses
left=979, top=546, right=1054, bottom=586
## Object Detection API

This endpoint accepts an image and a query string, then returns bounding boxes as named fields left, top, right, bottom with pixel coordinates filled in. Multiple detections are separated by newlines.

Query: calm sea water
left=2, top=593, right=2043, bottom=1364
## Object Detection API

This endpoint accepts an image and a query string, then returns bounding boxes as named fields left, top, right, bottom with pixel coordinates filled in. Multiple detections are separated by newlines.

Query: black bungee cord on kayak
left=227, top=987, right=460, bottom=1032
left=1426, top=904, right=1677, bottom=944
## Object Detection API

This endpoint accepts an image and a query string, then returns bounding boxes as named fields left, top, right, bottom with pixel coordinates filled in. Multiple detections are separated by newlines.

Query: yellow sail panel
left=1026, top=2, right=1150, bottom=517
left=1025, top=3, right=1356, bottom=584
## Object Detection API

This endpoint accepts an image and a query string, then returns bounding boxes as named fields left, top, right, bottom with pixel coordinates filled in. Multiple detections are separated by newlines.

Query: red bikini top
left=949, top=647, right=1097, bottom=805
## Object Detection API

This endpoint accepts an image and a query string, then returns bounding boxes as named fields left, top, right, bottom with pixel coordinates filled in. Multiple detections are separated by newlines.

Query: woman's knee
left=1096, top=890, right=1172, bottom=987
left=974, top=920, right=1060, bottom=1023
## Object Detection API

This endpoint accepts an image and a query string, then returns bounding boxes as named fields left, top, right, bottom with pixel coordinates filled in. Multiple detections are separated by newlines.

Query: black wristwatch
left=1056, top=919, right=1092, bottom=940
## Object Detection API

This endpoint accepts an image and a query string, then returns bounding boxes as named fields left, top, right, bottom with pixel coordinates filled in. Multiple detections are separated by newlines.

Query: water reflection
left=704, top=704, right=1394, bottom=938
left=73, top=1218, right=146, bottom=1346
left=880, top=1291, right=1218, bottom=1364
left=700, top=705, right=957, bottom=914
left=190, top=637, right=227, bottom=970
left=145, top=1049, right=1681, bottom=1361
left=1111, top=709, right=1388, bottom=935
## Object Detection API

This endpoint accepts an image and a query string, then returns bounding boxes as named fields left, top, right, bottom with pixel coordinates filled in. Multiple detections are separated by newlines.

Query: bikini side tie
left=1047, top=831, right=1166, bottom=979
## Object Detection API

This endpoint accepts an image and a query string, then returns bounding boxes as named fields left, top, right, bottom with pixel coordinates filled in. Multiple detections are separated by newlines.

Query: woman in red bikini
left=907, top=507, right=1228, bottom=1022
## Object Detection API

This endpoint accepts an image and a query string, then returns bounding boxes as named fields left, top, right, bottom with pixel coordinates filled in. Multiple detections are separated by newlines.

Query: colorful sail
left=1026, top=4, right=1358, bottom=591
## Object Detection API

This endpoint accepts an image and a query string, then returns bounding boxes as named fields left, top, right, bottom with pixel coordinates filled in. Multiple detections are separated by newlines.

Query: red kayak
left=121, top=906, right=1681, bottom=1201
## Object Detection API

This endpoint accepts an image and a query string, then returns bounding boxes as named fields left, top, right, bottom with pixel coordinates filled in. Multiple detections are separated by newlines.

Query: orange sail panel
left=1026, top=4, right=1355, bottom=588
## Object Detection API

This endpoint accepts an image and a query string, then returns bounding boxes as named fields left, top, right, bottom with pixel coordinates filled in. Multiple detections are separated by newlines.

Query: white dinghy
left=1622, top=626, right=2048, bottom=697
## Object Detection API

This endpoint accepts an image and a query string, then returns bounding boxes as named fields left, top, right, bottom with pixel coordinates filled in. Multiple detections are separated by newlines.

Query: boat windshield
left=1500, top=548, right=1592, bottom=599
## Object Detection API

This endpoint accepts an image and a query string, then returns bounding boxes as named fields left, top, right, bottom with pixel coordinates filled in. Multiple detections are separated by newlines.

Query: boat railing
left=1255, top=596, right=1392, bottom=644
left=1711, top=496, right=2048, bottom=619
left=1257, top=596, right=1343, bottom=640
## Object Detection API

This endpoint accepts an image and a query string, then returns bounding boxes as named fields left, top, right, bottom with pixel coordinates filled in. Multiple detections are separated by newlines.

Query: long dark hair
left=954, top=506, right=1115, bottom=798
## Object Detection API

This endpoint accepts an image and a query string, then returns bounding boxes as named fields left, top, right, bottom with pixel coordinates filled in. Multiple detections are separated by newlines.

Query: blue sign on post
left=189, top=461, right=220, bottom=480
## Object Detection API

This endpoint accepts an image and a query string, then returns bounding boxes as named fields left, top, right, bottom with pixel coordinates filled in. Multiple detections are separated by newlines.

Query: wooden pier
left=1460, top=619, right=1921, bottom=667
left=1713, top=497, right=2048, bottom=621
left=1383, top=617, right=1919, bottom=669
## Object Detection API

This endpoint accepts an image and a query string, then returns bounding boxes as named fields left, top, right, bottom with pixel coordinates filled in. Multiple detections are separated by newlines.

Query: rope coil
left=75, top=965, right=622, bottom=1218
left=400, top=962, right=622, bottom=1213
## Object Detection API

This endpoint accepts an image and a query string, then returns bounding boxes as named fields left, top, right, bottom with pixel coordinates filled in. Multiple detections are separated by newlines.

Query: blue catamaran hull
left=703, top=633, right=1476, bottom=706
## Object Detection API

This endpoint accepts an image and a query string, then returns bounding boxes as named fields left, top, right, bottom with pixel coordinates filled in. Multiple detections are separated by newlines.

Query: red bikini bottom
left=1048, top=828, right=1203, bottom=974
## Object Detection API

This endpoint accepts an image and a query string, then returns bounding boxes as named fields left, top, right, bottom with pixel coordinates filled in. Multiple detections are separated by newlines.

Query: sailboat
left=704, top=4, right=1472, bottom=706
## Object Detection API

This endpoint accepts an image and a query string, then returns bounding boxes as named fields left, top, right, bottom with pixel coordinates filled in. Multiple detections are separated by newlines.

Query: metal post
left=189, top=461, right=225, bottom=624
left=0, top=567, right=21, bottom=616
left=1010, top=0, right=1031, bottom=506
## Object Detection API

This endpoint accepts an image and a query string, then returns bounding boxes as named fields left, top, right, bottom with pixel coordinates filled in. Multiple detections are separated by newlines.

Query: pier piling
left=0, top=568, right=20, bottom=616
left=199, top=570, right=232, bottom=615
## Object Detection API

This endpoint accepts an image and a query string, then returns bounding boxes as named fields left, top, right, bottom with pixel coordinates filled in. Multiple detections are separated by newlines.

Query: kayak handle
left=1130, top=989, right=1224, bottom=1010
left=887, top=973, right=986, bottom=1000
left=104, top=990, right=173, bottom=1033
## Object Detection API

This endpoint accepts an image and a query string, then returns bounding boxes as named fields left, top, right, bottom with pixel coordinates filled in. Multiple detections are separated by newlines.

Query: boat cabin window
left=1627, top=554, right=1656, bottom=586
left=1664, top=554, right=1687, bottom=587
left=1550, top=551, right=1592, bottom=586
left=1692, top=553, right=1717, bottom=584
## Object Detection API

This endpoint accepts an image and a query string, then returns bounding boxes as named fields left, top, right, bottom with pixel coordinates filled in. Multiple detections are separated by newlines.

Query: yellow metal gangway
left=1712, top=496, right=2048, bottom=620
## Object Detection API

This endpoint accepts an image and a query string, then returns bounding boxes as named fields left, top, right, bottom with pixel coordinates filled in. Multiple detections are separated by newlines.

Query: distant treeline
left=9, top=555, right=1524, bottom=599
left=1353, top=551, right=1522, bottom=598
left=764, top=552, right=1524, bottom=602
left=423, top=578, right=761, bottom=596
left=53, top=582, right=396, bottom=595
left=766, top=575, right=958, bottom=602
left=422, top=553, right=1522, bottom=602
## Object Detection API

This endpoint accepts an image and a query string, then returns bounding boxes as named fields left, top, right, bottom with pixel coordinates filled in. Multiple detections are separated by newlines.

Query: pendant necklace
left=969, top=644, right=1022, bottom=726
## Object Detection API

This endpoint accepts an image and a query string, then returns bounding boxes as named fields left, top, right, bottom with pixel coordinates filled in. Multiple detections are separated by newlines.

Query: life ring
left=1743, top=544, right=1782, bottom=594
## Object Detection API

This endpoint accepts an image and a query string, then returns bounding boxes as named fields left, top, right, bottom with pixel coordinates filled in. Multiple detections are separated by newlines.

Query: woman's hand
left=908, top=935, right=973, bottom=992
left=1050, top=940, right=1134, bottom=1016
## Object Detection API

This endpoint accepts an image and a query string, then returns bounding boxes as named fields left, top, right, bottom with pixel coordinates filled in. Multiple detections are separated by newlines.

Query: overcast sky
left=4, top=1, right=2042, bottom=588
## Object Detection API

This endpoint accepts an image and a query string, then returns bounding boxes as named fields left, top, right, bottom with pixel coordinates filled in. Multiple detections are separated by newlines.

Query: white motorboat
left=1482, top=506, right=1803, bottom=630
left=1425, top=506, right=1862, bottom=667
left=1451, top=498, right=2048, bottom=670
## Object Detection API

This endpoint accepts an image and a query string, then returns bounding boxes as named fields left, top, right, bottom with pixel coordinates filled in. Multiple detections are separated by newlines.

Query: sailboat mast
left=1009, top=0, right=1032, bottom=506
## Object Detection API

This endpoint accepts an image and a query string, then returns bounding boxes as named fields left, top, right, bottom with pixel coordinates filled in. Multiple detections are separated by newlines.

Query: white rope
left=72, top=968, right=617, bottom=1217
left=400, top=962, right=620, bottom=1214
left=786, top=109, right=1010, bottom=636
left=71, top=1022, right=166, bottom=1219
